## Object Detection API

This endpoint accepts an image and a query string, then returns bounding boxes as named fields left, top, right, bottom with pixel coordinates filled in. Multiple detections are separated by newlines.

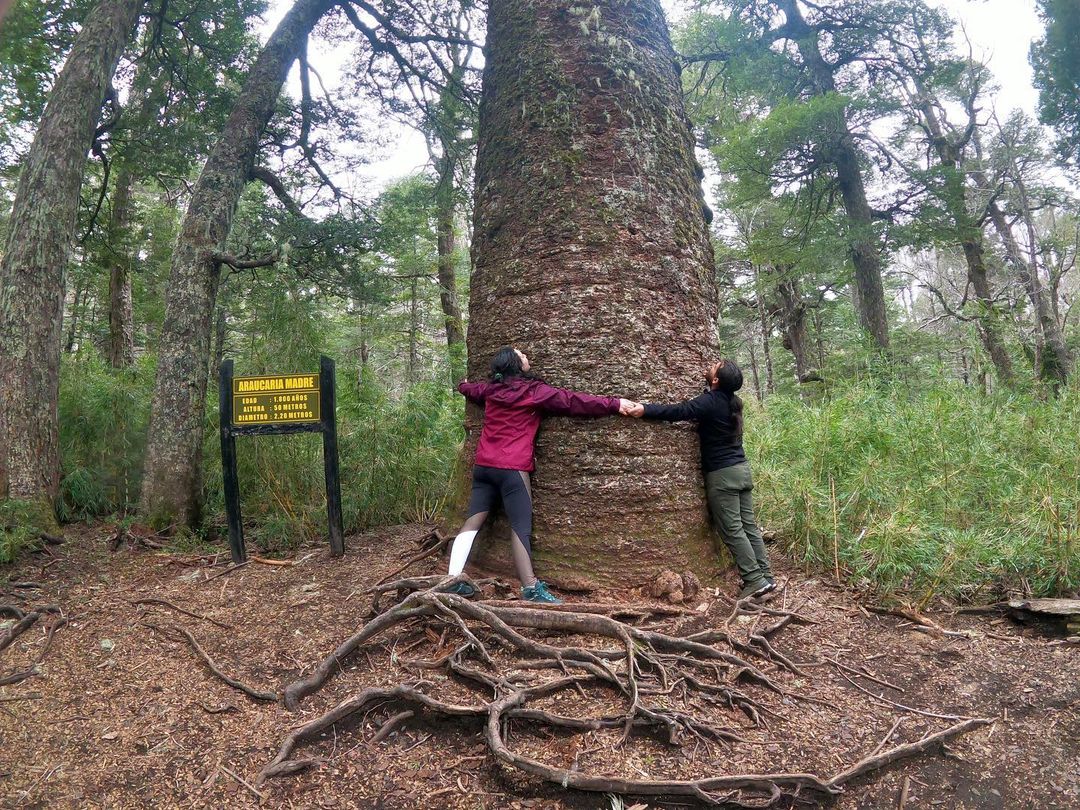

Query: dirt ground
left=1, top=523, right=1077, bottom=809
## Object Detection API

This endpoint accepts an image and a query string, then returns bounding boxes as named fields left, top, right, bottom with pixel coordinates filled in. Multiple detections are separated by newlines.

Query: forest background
left=0, top=0, right=1077, bottom=603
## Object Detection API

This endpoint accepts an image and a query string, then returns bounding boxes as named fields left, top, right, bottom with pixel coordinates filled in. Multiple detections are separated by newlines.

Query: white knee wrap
left=448, top=530, right=478, bottom=575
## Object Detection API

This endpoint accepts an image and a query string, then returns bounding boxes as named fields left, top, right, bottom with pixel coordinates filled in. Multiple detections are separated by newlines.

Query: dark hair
left=489, top=345, right=531, bottom=383
left=713, top=359, right=745, bottom=440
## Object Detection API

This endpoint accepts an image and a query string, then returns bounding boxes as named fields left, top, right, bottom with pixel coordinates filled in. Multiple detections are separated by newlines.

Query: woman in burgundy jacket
left=447, top=346, right=638, bottom=603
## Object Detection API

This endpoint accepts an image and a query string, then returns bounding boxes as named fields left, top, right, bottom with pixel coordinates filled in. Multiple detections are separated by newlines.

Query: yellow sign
left=232, top=374, right=320, bottom=425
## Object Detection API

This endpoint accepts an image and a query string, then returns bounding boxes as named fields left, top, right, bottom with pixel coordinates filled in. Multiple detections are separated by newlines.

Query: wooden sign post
left=218, top=356, right=344, bottom=563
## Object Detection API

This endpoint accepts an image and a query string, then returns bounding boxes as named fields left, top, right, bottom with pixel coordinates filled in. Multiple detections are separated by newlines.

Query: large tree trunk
left=0, top=0, right=143, bottom=508
left=106, top=166, right=136, bottom=368
left=753, top=264, right=775, bottom=394
left=779, top=0, right=890, bottom=351
left=139, top=0, right=334, bottom=527
left=465, top=0, right=720, bottom=586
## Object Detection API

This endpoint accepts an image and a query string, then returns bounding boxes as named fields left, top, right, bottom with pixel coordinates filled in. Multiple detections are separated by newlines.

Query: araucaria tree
left=466, top=0, right=720, bottom=584
left=0, top=0, right=144, bottom=512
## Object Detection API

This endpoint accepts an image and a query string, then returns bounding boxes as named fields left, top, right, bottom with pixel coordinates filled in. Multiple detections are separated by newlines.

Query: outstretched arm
left=530, top=382, right=620, bottom=417
left=642, top=392, right=713, bottom=422
left=457, top=380, right=492, bottom=403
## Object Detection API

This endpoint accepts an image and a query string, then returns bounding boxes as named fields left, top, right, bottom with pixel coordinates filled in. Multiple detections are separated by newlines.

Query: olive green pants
left=705, top=463, right=772, bottom=586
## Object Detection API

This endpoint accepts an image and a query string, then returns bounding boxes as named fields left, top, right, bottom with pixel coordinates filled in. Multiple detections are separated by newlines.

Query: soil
left=1, top=523, right=1077, bottom=809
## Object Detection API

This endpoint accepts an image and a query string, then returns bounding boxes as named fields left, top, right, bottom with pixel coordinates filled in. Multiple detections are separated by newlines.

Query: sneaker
left=739, top=580, right=771, bottom=600
left=522, top=580, right=562, bottom=604
left=446, top=581, right=476, bottom=597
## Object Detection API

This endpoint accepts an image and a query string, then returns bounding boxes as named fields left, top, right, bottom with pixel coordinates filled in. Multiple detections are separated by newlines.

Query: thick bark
left=779, top=0, right=889, bottom=351
left=107, top=166, right=136, bottom=368
left=212, top=294, right=227, bottom=375
left=0, top=0, right=143, bottom=506
left=465, top=0, right=720, bottom=585
left=140, top=0, right=335, bottom=527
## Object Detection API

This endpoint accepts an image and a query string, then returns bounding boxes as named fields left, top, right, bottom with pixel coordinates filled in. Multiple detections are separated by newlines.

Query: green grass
left=747, top=380, right=1080, bottom=601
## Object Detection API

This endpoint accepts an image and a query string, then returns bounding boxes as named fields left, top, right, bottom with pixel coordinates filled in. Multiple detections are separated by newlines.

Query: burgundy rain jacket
left=458, top=377, right=620, bottom=471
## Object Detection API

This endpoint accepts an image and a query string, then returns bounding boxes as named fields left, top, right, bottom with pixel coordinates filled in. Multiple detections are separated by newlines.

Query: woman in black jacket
left=635, top=359, right=775, bottom=599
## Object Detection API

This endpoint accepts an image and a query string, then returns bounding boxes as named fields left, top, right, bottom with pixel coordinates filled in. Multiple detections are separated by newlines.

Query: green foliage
left=1031, top=0, right=1080, bottom=165
left=0, top=0, right=91, bottom=163
left=57, top=353, right=155, bottom=520
left=748, top=380, right=1080, bottom=600
left=0, top=498, right=57, bottom=563
left=201, top=368, right=463, bottom=554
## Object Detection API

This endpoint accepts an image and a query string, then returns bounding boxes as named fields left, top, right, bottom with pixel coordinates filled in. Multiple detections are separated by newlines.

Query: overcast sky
left=265, top=0, right=1047, bottom=197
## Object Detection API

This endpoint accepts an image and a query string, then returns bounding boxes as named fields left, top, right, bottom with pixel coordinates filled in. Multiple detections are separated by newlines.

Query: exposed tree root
left=265, top=578, right=992, bottom=806
left=146, top=623, right=278, bottom=702
left=0, top=611, right=67, bottom=686
left=132, top=598, right=232, bottom=629
left=373, top=530, right=450, bottom=587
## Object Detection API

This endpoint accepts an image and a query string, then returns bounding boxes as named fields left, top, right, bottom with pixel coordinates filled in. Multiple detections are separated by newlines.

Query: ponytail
left=713, top=358, right=746, bottom=440
left=729, top=392, right=744, bottom=440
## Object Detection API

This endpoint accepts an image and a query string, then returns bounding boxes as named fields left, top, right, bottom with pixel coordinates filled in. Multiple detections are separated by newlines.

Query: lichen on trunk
left=0, top=0, right=144, bottom=509
left=463, top=0, right=722, bottom=586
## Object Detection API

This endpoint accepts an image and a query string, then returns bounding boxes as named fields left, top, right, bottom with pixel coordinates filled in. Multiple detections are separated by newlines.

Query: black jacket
left=643, top=389, right=747, bottom=473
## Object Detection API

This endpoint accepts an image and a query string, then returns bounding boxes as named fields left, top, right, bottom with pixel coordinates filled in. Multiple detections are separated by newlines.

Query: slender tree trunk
left=912, top=97, right=1014, bottom=387
left=465, top=0, right=720, bottom=585
left=407, top=276, right=419, bottom=385
left=747, top=339, right=763, bottom=402
left=434, top=152, right=465, bottom=378
left=987, top=199, right=1072, bottom=386
left=140, top=0, right=335, bottom=527
left=65, top=281, right=84, bottom=354
left=962, top=238, right=1014, bottom=386
left=778, top=0, right=889, bottom=350
left=752, top=263, right=775, bottom=394
left=107, top=166, right=136, bottom=368
left=777, top=277, right=810, bottom=383
left=0, top=0, right=143, bottom=508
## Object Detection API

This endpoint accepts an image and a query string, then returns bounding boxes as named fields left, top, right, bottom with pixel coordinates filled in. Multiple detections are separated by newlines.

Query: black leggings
left=466, top=465, right=533, bottom=555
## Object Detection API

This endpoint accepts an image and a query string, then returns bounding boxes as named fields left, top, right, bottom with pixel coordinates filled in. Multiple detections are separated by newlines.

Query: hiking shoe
left=522, top=580, right=562, bottom=605
left=446, top=581, right=476, bottom=597
left=739, top=580, right=771, bottom=600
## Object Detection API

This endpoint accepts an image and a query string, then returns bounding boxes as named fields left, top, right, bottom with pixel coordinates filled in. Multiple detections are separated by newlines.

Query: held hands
left=618, top=398, right=645, bottom=418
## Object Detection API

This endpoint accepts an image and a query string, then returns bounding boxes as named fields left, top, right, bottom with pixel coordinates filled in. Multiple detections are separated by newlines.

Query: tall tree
left=466, top=0, right=720, bottom=584
left=140, top=0, right=471, bottom=526
left=1030, top=0, right=1080, bottom=166
left=982, top=114, right=1074, bottom=385
left=894, top=59, right=1015, bottom=384
left=0, top=0, right=143, bottom=511
left=139, top=0, right=337, bottom=526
